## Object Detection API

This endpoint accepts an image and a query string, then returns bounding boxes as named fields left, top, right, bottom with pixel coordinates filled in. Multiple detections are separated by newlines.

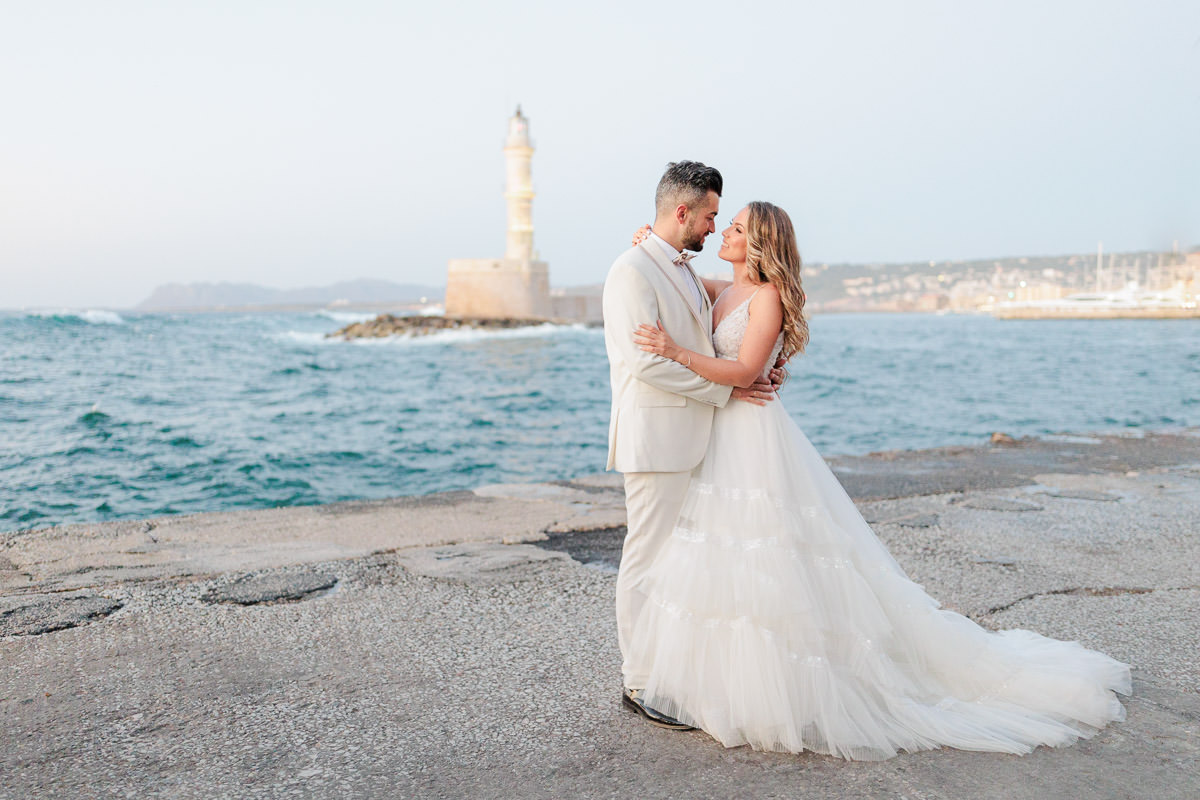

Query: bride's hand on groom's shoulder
left=631, top=224, right=651, bottom=246
left=633, top=321, right=679, bottom=362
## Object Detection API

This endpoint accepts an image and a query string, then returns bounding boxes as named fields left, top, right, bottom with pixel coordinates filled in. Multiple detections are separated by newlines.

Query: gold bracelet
left=682, top=352, right=691, bottom=368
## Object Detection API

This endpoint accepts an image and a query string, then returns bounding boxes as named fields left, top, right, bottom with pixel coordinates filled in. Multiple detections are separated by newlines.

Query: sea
left=1, top=309, right=1197, bottom=533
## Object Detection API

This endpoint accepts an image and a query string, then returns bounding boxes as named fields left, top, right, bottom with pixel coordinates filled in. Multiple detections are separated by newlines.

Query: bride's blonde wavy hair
left=746, top=201, right=809, bottom=359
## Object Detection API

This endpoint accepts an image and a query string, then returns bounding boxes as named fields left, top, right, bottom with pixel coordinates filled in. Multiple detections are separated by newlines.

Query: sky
left=1, top=1, right=1197, bottom=309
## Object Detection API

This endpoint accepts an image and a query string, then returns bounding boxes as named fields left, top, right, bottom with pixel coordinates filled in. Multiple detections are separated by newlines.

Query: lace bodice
left=711, top=289, right=784, bottom=370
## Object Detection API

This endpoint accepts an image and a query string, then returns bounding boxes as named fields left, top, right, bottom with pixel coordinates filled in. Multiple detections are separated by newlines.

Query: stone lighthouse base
left=444, top=258, right=551, bottom=320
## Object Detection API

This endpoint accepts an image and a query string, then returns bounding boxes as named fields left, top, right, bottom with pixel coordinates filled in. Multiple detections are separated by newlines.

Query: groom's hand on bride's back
left=731, top=377, right=776, bottom=406
left=734, top=357, right=787, bottom=405
left=768, top=356, right=788, bottom=393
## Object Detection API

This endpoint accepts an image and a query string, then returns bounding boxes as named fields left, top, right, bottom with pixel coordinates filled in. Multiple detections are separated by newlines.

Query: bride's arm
left=700, top=277, right=731, bottom=305
left=634, top=285, right=783, bottom=389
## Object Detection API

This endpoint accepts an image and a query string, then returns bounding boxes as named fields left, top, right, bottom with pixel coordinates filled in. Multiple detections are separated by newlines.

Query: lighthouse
left=504, top=106, right=535, bottom=261
left=444, top=107, right=551, bottom=320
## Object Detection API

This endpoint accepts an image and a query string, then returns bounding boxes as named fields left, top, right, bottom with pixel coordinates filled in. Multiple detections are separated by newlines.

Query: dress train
left=630, top=398, right=1130, bottom=760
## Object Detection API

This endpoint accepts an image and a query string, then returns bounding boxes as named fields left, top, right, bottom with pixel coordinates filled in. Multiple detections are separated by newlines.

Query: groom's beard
left=680, top=230, right=707, bottom=252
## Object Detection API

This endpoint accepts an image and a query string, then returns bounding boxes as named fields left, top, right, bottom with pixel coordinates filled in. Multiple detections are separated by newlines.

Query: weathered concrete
left=202, top=570, right=339, bottom=606
left=825, top=429, right=1200, bottom=500
left=0, top=595, right=123, bottom=637
left=2, top=431, right=1198, bottom=799
left=0, top=486, right=625, bottom=597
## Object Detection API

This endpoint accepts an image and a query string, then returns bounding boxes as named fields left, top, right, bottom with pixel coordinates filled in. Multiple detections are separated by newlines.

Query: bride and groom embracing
left=600, top=161, right=1131, bottom=760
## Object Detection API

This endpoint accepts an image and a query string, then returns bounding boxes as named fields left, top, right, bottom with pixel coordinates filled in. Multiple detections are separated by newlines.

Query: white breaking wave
left=350, top=322, right=597, bottom=346
left=316, top=309, right=378, bottom=324
left=26, top=309, right=126, bottom=325
left=272, top=322, right=597, bottom=348
left=80, top=309, right=126, bottom=325
left=273, top=330, right=334, bottom=345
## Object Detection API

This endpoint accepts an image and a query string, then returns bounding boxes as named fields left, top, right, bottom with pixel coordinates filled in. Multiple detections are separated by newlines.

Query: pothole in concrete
left=952, top=497, right=1043, bottom=512
left=533, top=527, right=625, bottom=573
left=0, top=596, right=124, bottom=637
left=202, top=570, right=339, bottom=606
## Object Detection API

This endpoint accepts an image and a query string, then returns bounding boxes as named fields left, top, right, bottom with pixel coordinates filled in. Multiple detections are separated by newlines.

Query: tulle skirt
left=630, top=400, right=1130, bottom=760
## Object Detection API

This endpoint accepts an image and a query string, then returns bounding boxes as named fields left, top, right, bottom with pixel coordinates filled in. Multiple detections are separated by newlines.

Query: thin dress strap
left=713, top=285, right=764, bottom=332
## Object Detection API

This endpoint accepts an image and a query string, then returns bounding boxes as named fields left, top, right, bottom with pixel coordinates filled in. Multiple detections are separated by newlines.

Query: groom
left=602, top=161, right=776, bottom=728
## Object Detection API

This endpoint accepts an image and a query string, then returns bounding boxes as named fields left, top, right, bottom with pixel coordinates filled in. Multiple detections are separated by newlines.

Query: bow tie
left=672, top=251, right=696, bottom=267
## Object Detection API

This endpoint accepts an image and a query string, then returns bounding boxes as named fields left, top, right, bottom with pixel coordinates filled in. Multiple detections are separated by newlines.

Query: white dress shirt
left=648, top=231, right=704, bottom=313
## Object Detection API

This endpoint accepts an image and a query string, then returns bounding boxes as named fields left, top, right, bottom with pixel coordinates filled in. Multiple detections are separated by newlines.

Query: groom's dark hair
left=655, top=161, right=723, bottom=217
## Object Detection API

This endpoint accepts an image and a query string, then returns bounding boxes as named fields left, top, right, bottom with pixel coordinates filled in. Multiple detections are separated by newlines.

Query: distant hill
left=135, top=279, right=444, bottom=311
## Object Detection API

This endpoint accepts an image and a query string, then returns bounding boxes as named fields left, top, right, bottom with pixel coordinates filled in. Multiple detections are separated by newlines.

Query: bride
left=627, top=201, right=1131, bottom=760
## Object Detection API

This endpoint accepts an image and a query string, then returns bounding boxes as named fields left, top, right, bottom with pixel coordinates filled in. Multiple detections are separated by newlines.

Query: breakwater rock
left=328, top=314, right=556, bottom=340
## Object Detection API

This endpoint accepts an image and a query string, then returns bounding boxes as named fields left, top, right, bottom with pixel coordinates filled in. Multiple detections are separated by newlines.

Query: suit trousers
left=617, top=469, right=693, bottom=689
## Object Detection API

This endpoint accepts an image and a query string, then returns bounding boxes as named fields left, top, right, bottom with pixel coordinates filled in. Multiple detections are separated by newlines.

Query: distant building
left=444, top=107, right=551, bottom=320
left=550, top=285, right=603, bottom=322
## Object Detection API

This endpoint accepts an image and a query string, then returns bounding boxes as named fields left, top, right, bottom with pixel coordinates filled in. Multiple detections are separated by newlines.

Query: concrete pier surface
left=2, top=430, right=1198, bottom=799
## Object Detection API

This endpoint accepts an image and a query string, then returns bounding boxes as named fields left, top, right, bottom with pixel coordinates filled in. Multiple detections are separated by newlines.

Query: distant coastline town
left=799, top=245, right=1200, bottom=319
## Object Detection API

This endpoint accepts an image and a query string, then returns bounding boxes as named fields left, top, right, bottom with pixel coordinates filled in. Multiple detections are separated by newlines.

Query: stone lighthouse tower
left=444, top=107, right=551, bottom=320
left=504, top=106, right=535, bottom=261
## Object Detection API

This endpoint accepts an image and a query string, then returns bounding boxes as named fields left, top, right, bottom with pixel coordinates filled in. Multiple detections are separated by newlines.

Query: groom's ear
left=673, top=203, right=689, bottom=224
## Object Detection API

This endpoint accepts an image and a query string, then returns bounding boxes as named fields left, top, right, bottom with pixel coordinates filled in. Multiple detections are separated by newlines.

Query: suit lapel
left=638, top=241, right=707, bottom=333
left=685, top=262, right=713, bottom=317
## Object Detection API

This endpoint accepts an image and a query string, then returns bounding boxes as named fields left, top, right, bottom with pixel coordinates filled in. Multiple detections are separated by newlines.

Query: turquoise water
left=2, top=309, right=1196, bottom=532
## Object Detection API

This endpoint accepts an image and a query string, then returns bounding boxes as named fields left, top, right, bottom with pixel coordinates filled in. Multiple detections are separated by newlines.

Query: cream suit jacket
left=603, top=240, right=733, bottom=473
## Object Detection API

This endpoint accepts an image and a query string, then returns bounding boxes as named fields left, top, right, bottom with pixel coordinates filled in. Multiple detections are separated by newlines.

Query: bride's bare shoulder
left=750, top=282, right=782, bottom=309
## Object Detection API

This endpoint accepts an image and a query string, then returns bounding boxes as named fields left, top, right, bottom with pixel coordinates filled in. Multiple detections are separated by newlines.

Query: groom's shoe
left=622, top=688, right=695, bottom=731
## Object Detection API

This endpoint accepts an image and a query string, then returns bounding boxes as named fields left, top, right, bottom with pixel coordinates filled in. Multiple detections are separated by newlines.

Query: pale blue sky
left=2, top=1, right=1197, bottom=308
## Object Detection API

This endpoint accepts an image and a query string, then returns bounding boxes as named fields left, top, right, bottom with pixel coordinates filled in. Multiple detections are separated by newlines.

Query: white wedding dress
left=629, top=291, right=1131, bottom=760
